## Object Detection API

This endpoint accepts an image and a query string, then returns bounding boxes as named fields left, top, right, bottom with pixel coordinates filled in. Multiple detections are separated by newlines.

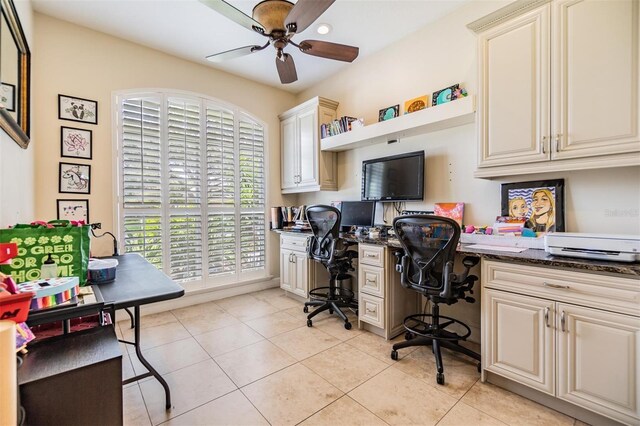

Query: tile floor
left=117, top=288, right=584, bottom=426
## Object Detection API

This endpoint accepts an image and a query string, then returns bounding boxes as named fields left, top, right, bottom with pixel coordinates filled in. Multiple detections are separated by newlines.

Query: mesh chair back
left=306, top=205, right=341, bottom=262
left=393, top=215, right=460, bottom=290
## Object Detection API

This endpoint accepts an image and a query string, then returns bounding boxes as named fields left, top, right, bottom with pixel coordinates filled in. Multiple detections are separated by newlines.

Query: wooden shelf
left=320, top=96, right=476, bottom=152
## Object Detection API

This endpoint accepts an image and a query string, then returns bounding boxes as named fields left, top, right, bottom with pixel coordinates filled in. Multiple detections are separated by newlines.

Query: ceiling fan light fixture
left=252, top=0, right=294, bottom=34
left=316, top=23, right=332, bottom=35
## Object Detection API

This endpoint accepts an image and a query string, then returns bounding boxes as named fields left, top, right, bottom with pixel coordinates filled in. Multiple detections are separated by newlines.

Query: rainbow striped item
left=17, top=277, right=80, bottom=310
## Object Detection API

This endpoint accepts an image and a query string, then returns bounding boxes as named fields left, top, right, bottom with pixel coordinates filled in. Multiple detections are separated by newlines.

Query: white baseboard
left=116, top=277, right=280, bottom=320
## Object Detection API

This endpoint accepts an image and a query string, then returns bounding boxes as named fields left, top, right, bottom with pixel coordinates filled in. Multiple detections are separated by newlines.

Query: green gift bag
left=0, top=220, right=91, bottom=285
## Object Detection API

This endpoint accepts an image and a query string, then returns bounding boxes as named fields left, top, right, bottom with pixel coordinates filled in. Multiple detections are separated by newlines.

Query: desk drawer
left=482, top=260, right=640, bottom=317
left=359, top=244, right=384, bottom=267
left=359, top=264, right=385, bottom=298
left=281, top=234, right=309, bottom=252
left=359, top=293, right=384, bottom=328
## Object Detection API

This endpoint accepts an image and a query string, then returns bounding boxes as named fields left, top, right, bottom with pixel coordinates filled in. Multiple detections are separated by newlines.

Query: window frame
left=112, top=89, right=270, bottom=290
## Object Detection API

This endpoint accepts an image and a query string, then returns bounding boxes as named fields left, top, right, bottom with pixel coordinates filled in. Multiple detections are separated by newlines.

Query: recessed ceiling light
left=316, top=23, right=332, bottom=35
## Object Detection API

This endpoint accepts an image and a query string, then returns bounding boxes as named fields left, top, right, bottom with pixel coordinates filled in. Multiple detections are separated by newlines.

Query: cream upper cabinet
left=279, top=97, right=338, bottom=193
left=471, top=0, right=640, bottom=178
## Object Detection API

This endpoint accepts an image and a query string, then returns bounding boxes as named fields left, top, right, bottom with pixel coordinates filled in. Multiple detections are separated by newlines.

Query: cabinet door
left=478, top=4, right=550, bottom=167
left=292, top=251, right=308, bottom=298
left=557, top=303, right=640, bottom=424
left=483, top=289, right=555, bottom=394
left=296, top=107, right=319, bottom=188
left=280, top=249, right=293, bottom=292
left=281, top=115, right=298, bottom=190
left=552, top=0, right=640, bottom=160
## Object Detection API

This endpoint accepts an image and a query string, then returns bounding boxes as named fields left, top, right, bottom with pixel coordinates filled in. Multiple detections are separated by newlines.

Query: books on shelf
left=321, top=116, right=358, bottom=138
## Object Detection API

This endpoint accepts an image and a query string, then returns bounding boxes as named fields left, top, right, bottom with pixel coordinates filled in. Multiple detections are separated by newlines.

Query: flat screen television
left=361, top=151, right=424, bottom=201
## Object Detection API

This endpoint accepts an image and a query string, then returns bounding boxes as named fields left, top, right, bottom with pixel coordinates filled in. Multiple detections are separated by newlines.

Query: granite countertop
left=273, top=230, right=640, bottom=277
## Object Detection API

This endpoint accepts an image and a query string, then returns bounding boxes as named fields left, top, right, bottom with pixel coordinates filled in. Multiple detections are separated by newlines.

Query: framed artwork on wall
left=403, top=95, right=428, bottom=114
left=501, top=179, right=565, bottom=233
left=59, top=162, right=91, bottom=194
left=57, top=199, right=89, bottom=224
left=58, top=94, right=98, bottom=125
left=432, top=84, right=460, bottom=106
left=1, top=83, right=15, bottom=112
left=378, top=105, right=399, bottom=122
left=61, top=126, right=92, bottom=159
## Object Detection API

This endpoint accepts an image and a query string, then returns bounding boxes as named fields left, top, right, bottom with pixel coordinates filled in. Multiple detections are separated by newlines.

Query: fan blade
left=199, top=0, right=265, bottom=34
left=299, top=40, right=359, bottom=62
left=206, top=45, right=263, bottom=62
left=284, top=0, right=334, bottom=34
left=276, top=54, right=298, bottom=84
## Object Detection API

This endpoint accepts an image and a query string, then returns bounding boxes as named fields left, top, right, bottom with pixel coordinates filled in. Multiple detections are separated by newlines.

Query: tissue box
left=17, top=277, right=80, bottom=310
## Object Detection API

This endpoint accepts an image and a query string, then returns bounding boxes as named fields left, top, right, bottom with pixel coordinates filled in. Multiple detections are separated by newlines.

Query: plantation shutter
left=120, top=98, right=163, bottom=268
left=118, top=92, right=266, bottom=285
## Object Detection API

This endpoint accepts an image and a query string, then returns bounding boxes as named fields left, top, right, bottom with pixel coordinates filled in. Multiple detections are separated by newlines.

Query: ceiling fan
left=199, top=0, right=359, bottom=84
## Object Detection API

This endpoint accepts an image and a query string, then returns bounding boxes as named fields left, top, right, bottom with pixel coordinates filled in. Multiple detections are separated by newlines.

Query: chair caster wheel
left=329, top=309, right=334, bottom=314
left=307, top=319, right=312, bottom=327
left=436, top=373, right=445, bottom=385
left=390, top=350, right=398, bottom=361
left=477, top=362, right=481, bottom=373
left=344, top=322, right=352, bottom=330
left=405, top=331, right=414, bottom=340
left=303, top=306, right=309, bottom=313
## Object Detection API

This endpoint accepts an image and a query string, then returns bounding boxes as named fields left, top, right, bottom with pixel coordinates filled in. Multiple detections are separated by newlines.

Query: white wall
left=0, top=0, right=34, bottom=226
left=32, top=13, right=298, bottom=277
left=296, top=0, right=640, bottom=234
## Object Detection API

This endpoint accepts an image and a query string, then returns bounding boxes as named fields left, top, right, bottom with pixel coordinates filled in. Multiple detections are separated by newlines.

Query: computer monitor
left=340, top=201, right=375, bottom=231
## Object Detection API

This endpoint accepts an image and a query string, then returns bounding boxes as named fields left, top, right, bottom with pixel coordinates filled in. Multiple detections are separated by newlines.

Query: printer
left=545, top=233, right=640, bottom=263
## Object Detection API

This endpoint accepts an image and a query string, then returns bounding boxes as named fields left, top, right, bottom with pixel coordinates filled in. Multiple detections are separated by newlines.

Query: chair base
left=390, top=312, right=481, bottom=386
left=304, top=286, right=357, bottom=330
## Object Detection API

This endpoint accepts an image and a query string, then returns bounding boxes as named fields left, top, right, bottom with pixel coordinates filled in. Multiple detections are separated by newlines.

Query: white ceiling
left=32, top=0, right=469, bottom=93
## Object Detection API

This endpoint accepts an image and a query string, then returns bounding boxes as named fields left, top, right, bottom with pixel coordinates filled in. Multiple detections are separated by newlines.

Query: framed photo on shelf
left=57, top=199, right=89, bottom=224
left=1, top=83, right=15, bottom=112
left=59, top=162, right=91, bottom=194
left=58, top=94, right=98, bottom=125
left=501, top=179, right=565, bottom=233
left=432, top=84, right=460, bottom=106
left=378, top=104, right=399, bottom=122
left=403, top=95, right=428, bottom=114
left=61, top=126, right=92, bottom=159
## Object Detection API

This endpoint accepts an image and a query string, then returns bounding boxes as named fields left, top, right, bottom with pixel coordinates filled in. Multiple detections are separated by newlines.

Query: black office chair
left=390, top=215, right=481, bottom=385
left=303, top=205, right=358, bottom=330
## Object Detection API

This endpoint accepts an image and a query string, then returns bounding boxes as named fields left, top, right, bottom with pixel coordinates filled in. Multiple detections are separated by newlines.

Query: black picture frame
left=57, top=199, right=89, bottom=224
left=378, top=105, right=399, bottom=122
left=432, top=84, right=460, bottom=106
left=59, top=162, right=91, bottom=194
left=60, top=126, right=92, bottom=159
left=58, top=94, right=98, bottom=125
left=1, top=82, right=16, bottom=112
left=501, top=179, right=565, bottom=233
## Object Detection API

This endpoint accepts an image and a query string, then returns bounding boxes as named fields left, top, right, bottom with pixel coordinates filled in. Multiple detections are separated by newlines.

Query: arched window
left=115, top=90, right=266, bottom=288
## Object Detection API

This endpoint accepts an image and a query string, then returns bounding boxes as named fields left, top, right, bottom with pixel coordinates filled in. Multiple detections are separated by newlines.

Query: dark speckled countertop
left=274, top=230, right=640, bottom=277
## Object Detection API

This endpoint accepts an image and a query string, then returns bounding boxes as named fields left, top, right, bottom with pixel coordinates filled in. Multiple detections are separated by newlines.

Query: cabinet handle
left=543, top=282, right=570, bottom=290
left=366, top=307, right=377, bottom=313
left=541, top=136, right=548, bottom=154
left=289, top=253, right=293, bottom=263
left=544, top=307, right=550, bottom=328
left=365, top=253, right=377, bottom=258
left=555, top=134, right=562, bottom=152
left=292, top=255, right=296, bottom=263
left=366, top=278, right=376, bottom=284
left=560, top=311, right=566, bottom=332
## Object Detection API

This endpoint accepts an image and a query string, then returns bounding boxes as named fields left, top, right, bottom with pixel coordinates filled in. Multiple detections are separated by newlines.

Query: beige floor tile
left=270, top=326, right=341, bottom=361
left=137, top=311, right=179, bottom=329
left=461, top=382, right=574, bottom=426
left=122, top=352, right=137, bottom=383
left=171, top=301, right=223, bottom=321
left=123, top=384, right=151, bottom=426
left=348, top=368, right=456, bottom=425
left=214, top=340, right=296, bottom=387
left=242, top=363, right=343, bottom=425
left=225, top=299, right=280, bottom=321
left=267, top=294, right=305, bottom=310
left=244, top=311, right=303, bottom=338
left=309, top=313, right=363, bottom=341
left=163, top=390, right=268, bottom=426
left=194, top=323, right=264, bottom=357
left=574, top=420, right=591, bottom=426
left=122, top=321, right=191, bottom=352
left=302, top=343, right=388, bottom=392
left=215, top=294, right=259, bottom=311
left=346, top=332, right=414, bottom=365
left=284, top=305, right=331, bottom=321
left=139, top=359, right=237, bottom=425
left=437, top=402, right=506, bottom=426
left=252, top=287, right=286, bottom=300
left=130, top=337, right=210, bottom=376
left=300, top=395, right=387, bottom=426
left=393, top=346, right=479, bottom=398
left=177, top=309, right=241, bottom=336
